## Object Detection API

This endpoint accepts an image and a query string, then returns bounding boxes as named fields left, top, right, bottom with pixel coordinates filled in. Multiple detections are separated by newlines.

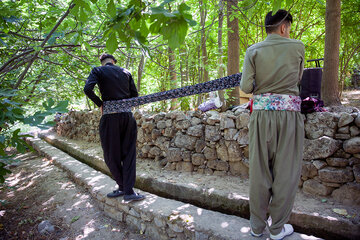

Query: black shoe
left=123, top=193, right=145, bottom=202
left=107, top=189, right=125, bottom=198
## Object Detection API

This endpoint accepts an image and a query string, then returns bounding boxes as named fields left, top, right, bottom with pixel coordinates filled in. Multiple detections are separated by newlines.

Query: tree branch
left=13, top=3, right=75, bottom=89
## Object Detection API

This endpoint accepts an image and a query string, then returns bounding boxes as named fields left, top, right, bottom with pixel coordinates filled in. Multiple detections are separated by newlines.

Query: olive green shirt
left=240, top=34, right=305, bottom=96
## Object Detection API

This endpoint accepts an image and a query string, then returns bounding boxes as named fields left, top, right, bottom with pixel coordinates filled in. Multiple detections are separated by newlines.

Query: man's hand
left=100, top=105, right=103, bottom=115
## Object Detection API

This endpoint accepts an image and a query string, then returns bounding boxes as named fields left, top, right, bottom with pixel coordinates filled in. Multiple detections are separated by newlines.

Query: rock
left=142, top=121, right=155, bottom=131
left=174, top=111, right=187, bottom=121
left=303, top=136, right=341, bottom=160
left=337, top=126, right=349, bottom=134
left=191, top=117, right=201, bottom=126
left=355, top=114, right=360, bottom=127
left=192, top=153, right=205, bottom=166
left=174, top=134, right=197, bottom=150
left=350, top=126, right=360, bottom=136
left=216, top=160, right=229, bottom=171
left=206, top=111, right=220, bottom=125
left=154, top=112, right=166, bottom=121
left=335, top=133, right=351, bottom=140
left=163, top=128, right=176, bottom=137
left=338, top=113, right=354, bottom=127
left=167, top=148, right=182, bottom=162
left=304, top=112, right=338, bottom=139
left=312, top=160, right=327, bottom=170
left=203, top=147, right=217, bottom=160
left=354, top=164, right=360, bottom=182
left=224, top=128, right=238, bottom=141
left=326, top=158, right=348, bottom=167
left=318, top=167, right=354, bottom=183
left=186, top=125, right=204, bottom=137
left=174, top=120, right=191, bottom=130
left=331, top=183, right=360, bottom=205
left=227, top=141, right=242, bottom=162
left=220, top=116, right=235, bottom=130
left=151, top=129, right=162, bottom=139
left=243, top=146, right=249, bottom=158
left=149, top=146, right=161, bottom=156
left=349, top=157, right=360, bottom=166
left=38, top=220, right=55, bottom=234
left=237, top=128, right=249, bottom=145
left=343, top=137, right=360, bottom=154
left=181, top=151, right=191, bottom=162
left=207, top=160, right=217, bottom=169
left=176, top=162, right=193, bottom=172
left=333, top=149, right=352, bottom=158
left=195, top=139, right=206, bottom=153
left=303, top=179, right=334, bottom=196
left=216, top=141, right=228, bottom=161
left=322, top=182, right=342, bottom=187
left=301, top=162, right=318, bottom=180
left=159, top=158, right=168, bottom=167
left=205, top=125, right=221, bottom=142
left=229, top=161, right=249, bottom=178
left=236, top=113, right=250, bottom=129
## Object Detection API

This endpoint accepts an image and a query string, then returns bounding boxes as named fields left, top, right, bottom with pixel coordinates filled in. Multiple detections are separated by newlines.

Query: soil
left=0, top=152, right=151, bottom=240
left=341, top=89, right=360, bottom=109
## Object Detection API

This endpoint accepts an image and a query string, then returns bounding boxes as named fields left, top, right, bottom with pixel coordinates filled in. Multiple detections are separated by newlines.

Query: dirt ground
left=341, top=89, right=360, bottom=109
left=0, top=152, right=151, bottom=240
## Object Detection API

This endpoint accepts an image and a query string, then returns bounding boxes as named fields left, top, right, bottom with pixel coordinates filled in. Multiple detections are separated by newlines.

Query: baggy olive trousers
left=248, top=110, right=304, bottom=235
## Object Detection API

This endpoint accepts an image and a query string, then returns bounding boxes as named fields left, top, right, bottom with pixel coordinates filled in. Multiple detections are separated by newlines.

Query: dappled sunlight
left=208, top=187, right=215, bottom=194
left=299, top=234, right=322, bottom=239
left=227, top=192, right=249, bottom=201
left=241, top=226, right=250, bottom=234
left=88, top=174, right=106, bottom=185
left=196, top=208, right=202, bottom=216
left=42, top=196, right=55, bottom=206
left=137, top=194, right=158, bottom=208
left=187, top=183, right=198, bottom=188
left=177, top=204, right=191, bottom=211
left=221, top=221, right=229, bottom=228
left=72, top=195, right=90, bottom=208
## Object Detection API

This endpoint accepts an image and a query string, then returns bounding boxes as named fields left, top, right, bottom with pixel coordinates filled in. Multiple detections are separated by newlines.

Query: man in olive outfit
left=240, top=10, right=305, bottom=240
left=84, top=53, right=145, bottom=202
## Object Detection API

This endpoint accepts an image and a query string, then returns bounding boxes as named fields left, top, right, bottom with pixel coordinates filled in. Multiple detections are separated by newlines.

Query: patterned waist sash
left=253, top=93, right=301, bottom=112
left=103, top=73, right=242, bottom=115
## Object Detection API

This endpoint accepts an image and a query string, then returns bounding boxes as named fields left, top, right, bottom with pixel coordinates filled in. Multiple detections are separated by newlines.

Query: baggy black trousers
left=99, top=112, right=137, bottom=195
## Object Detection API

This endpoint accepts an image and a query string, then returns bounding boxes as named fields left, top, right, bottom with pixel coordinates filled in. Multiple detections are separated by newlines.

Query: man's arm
left=84, top=68, right=103, bottom=107
left=128, top=73, right=139, bottom=98
left=240, top=49, right=256, bottom=94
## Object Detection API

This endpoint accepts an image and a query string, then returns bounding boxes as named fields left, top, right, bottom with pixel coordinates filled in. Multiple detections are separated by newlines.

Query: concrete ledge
left=38, top=132, right=360, bottom=240
left=27, top=137, right=321, bottom=240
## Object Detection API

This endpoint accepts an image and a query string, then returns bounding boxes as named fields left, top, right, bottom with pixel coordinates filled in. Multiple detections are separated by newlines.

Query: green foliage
left=0, top=88, right=68, bottom=183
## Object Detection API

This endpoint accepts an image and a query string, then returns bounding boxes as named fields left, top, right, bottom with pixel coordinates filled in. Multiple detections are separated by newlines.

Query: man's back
left=241, top=34, right=304, bottom=96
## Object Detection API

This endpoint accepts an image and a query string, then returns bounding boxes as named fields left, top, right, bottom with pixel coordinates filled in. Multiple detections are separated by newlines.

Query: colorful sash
left=253, top=93, right=301, bottom=112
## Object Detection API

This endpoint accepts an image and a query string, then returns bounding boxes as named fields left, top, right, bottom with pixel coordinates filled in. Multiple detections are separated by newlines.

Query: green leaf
left=286, top=0, right=293, bottom=7
left=107, top=0, right=117, bottom=18
left=79, top=7, right=88, bottom=22
left=71, top=216, right=80, bottom=223
left=106, top=32, right=118, bottom=53
left=0, top=39, right=8, bottom=48
left=272, top=0, right=282, bottom=14
left=315, top=0, right=325, bottom=5
left=178, top=3, right=190, bottom=13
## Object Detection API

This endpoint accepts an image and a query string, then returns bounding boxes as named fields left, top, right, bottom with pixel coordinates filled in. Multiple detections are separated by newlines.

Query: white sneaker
left=270, top=224, right=294, bottom=240
left=250, top=229, right=263, bottom=237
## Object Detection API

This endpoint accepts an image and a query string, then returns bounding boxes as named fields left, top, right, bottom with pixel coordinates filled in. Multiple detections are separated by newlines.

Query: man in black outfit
left=84, top=53, right=145, bottom=202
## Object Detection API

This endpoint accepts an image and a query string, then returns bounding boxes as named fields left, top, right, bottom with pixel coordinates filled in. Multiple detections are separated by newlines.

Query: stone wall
left=56, top=107, right=360, bottom=204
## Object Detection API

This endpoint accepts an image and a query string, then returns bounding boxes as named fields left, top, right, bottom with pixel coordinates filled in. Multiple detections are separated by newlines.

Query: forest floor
left=341, top=89, right=360, bottom=109
left=0, top=151, right=151, bottom=240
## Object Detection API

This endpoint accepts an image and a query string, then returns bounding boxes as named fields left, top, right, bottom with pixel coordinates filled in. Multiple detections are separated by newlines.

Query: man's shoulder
left=247, top=36, right=304, bottom=51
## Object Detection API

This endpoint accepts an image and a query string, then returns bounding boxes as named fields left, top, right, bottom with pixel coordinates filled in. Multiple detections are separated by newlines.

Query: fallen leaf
left=332, top=208, right=348, bottom=216
left=71, top=215, right=80, bottom=223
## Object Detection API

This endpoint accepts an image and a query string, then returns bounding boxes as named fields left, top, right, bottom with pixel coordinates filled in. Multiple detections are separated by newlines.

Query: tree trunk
left=169, top=47, right=177, bottom=110
left=217, top=0, right=227, bottom=111
left=321, top=0, right=341, bottom=106
left=137, top=53, right=146, bottom=92
left=226, top=0, right=240, bottom=106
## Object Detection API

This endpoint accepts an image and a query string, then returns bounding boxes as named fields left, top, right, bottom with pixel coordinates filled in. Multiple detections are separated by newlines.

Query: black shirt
left=84, top=63, right=138, bottom=107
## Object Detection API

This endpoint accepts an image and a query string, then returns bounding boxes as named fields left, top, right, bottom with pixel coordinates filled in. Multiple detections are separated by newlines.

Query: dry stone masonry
left=56, top=107, right=360, bottom=205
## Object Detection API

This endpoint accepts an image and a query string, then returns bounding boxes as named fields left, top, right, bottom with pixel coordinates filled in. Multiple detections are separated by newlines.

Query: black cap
left=99, top=53, right=117, bottom=64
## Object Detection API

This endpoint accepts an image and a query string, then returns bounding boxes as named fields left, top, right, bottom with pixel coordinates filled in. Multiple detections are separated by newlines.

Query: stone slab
left=30, top=133, right=360, bottom=240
